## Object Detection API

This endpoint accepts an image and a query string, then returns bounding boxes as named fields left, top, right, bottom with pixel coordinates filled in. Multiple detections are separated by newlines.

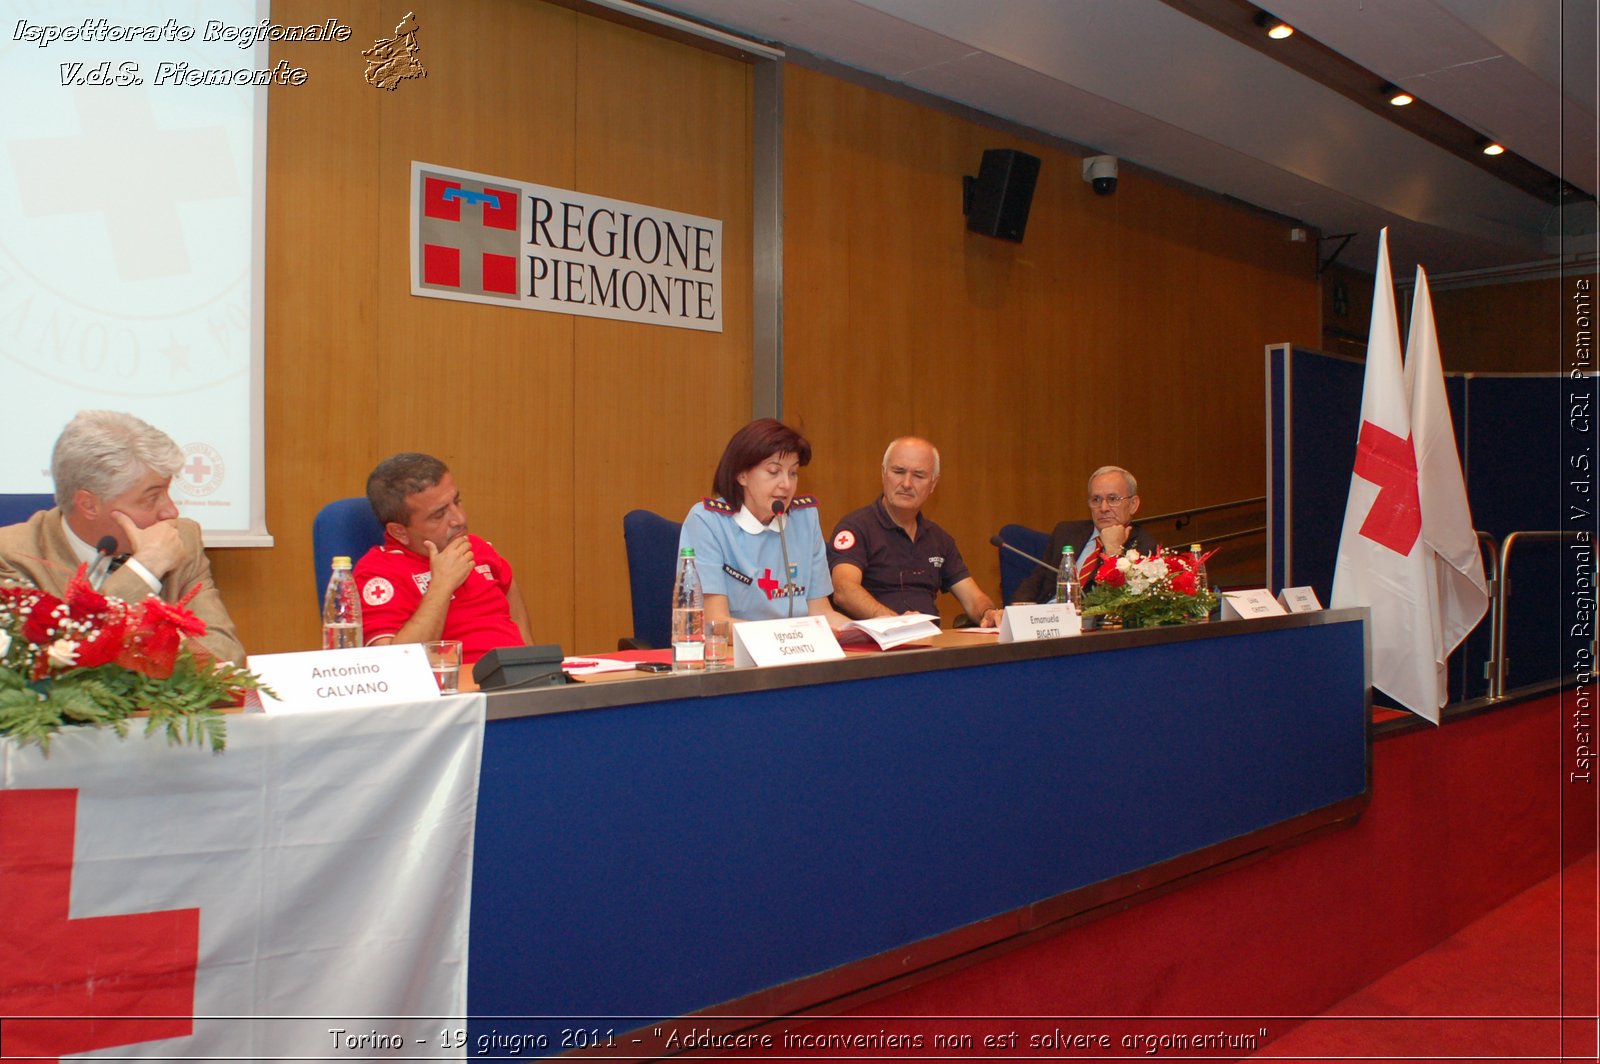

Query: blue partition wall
left=1460, top=375, right=1564, bottom=690
left=1268, top=346, right=1562, bottom=695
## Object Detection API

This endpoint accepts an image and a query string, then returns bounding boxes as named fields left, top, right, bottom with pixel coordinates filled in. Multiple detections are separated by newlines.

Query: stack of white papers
left=836, top=613, right=941, bottom=650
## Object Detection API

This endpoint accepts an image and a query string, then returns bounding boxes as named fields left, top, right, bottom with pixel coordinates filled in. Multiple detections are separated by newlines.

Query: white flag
left=1, top=697, right=482, bottom=1062
left=1404, top=267, right=1490, bottom=707
left=1331, top=229, right=1439, bottom=721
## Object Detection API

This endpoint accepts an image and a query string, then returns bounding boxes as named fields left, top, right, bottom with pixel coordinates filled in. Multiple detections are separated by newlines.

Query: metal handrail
left=1475, top=531, right=1501, bottom=700
left=1195, top=524, right=1267, bottom=547
left=1490, top=530, right=1588, bottom=700
left=1143, top=495, right=1266, bottom=528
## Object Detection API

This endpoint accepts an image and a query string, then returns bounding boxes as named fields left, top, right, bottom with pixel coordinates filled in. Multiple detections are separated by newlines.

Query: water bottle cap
left=332, top=555, right=352, bottom=568
left=1190, top=544, right=1202, bottom=551
left=680, top=547, right=696, bottom=558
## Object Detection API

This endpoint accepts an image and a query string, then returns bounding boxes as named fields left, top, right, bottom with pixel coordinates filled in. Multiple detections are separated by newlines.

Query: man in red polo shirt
left=353, top=453, right=531, bottom=665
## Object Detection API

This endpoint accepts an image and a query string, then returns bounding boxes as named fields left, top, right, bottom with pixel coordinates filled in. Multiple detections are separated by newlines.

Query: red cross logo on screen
left=0, top=789, right=200, bottom=1063
left=1352, top=421, right=1421, bottom=555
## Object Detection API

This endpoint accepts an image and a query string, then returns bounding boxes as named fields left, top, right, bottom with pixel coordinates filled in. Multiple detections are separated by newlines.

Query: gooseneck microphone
left=88, top=535, right=119, bottom=591
left=988, top=534, right=1056, bottom=574
left=772, top=499, right=796, bottom=617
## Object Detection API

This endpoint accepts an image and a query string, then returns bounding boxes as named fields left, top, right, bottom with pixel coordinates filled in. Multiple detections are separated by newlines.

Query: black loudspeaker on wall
left=963, top=148, right=1041, bottom=243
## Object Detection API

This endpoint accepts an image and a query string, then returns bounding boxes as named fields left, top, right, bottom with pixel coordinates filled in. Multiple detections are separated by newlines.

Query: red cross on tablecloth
left=0, top=789, right=200, bottom=1064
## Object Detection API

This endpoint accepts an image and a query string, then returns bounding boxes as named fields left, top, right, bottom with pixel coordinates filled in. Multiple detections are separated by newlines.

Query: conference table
left=466, top=608, right=1370, bottom=1051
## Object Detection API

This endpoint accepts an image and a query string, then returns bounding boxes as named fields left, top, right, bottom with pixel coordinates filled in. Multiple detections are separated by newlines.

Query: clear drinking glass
left=424, top=640, right=463, bottom=694
left=704, top=620, right=733, bottom=670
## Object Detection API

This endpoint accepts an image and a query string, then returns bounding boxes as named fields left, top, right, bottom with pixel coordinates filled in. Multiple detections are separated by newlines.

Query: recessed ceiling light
left=1482, top=141, right=1505, bottom=156
left=1388, top=90, right=1413, bottom=106
left=1254, top=11, right=1294, bottom=39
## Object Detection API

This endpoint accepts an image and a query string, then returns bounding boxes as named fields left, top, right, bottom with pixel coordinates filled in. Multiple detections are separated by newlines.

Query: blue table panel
left=469, top=618, right=1367, bottom=1032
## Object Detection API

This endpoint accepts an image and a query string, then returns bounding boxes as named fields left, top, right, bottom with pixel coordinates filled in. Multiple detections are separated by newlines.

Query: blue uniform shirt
left=679, top=495, right=833, bottom=621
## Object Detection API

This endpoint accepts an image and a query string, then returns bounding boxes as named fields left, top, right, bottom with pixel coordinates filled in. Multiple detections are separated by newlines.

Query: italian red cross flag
left=1331, top=229, right=1488, bottom=723
left=1, top=697, right=481, bottom=1062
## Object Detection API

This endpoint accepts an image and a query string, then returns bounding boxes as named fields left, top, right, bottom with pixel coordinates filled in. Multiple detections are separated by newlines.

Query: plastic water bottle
left=1187, top=543, right=1210, bottom=623
left=671, top=547, right=705, bottom=672
left=1054, top=545, right=1081, bottom=611
left=321, top=555, right=363, bottom=649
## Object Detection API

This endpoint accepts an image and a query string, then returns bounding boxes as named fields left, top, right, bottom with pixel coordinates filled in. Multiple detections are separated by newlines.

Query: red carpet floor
left=1248, top=849, right=1598, bottom=1062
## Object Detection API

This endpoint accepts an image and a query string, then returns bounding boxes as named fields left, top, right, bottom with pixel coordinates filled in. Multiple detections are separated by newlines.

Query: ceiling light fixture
left=1482, top=141, right=1505, bottom=156
left=1382, top=84, right=1414, bottom=106
left=1253, top=11, right=1294, bottom=39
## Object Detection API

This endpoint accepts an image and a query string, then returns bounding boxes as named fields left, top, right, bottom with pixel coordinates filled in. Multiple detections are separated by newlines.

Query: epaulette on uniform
left=701, top=496, right=738, bottom=515
left=789, top=495, right=819, bottom=510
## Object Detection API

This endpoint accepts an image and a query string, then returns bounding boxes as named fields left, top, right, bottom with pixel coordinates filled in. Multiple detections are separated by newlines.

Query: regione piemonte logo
left=410, top=159, right=725, bottom=331
left=417, top=168, right=520, bottom=300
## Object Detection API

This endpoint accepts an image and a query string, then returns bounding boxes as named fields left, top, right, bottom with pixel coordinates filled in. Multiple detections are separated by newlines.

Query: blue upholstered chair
left=621, top=509, right=683, bottom=650
left=0, top=493, right=57, bottom=526
left=312, top=497, right=386, bottom=608
left=996, top=522, right=1051, bottom=604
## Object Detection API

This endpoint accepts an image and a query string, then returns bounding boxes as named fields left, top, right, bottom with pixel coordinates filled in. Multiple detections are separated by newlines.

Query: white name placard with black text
left=1220, top=589, right=1289, bottom=621
left=999, top=603, right=1081, bottom=643
left=247, top=644, right=441, bottom=713
left=732, top=615, right=846, bottom=668
left=1277, top=586, right=1324, bottom=613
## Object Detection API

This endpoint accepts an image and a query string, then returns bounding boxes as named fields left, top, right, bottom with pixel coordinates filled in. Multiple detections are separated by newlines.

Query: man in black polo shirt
left=827, top=436, right=1003, bottom=627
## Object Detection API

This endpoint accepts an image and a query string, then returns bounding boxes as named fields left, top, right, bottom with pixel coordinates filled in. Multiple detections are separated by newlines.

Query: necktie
left=1078, top=539, right=1103, bottom=584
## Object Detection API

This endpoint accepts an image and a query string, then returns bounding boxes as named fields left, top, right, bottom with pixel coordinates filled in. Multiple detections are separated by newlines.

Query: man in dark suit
left=0, top=411, right=244, bottom=662
left=1011, top=465, right=1159, bottom=604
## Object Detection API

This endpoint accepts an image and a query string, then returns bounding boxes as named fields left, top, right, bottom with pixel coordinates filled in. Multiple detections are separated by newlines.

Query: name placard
left=732, top=615, right=846, bottom=668
left=998, top=603, right=1080, bottom=643
left=1219, top=589, right=1288, bottom=621
left=246, top=644, right=442, bottom=713
left=1277, top=586, right=1324, bottom=613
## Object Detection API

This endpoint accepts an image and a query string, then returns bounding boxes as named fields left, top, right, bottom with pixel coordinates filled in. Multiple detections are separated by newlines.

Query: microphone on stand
left=772, top=499, right=796, bottom=618
left=988, top=534, right=1056, bottom=574
left=87, top=535, right=119, bottom=591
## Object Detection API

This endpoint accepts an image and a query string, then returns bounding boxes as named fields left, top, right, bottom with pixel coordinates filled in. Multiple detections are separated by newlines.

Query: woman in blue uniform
left=679, top=419, right=846, bottom=625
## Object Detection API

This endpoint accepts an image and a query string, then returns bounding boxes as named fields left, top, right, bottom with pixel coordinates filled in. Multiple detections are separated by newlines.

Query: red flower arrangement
left=1082, top=547, right=1219, bottom=627
left=1, top=564, right=266, bottom=750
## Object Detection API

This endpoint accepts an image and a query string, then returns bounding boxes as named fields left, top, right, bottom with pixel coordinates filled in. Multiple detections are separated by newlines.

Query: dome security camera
left=1082, top=155, right=1118, bottom=196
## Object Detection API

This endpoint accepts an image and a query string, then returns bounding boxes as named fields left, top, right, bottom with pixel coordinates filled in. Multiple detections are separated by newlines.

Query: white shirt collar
left=60, top=515, right=161, bottom=593
left=734, top=504, right=786, bottom=535
left=61, top=519, right=101, bottom=567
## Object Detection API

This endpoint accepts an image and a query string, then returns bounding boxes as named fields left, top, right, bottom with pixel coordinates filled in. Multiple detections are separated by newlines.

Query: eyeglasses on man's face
left=1087, top=494, right=1131, bottom=507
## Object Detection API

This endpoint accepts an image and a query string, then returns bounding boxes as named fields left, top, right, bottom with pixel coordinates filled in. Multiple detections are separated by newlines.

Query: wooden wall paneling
left=230, top=8, right=1322, bottom=654
left=1431, top=273, right=1596, bottom=374
left=916, top=138, right=1058, bottom=621
left=781, top=71, right=876, bottom=523
left=780, top=65, right=1320, bottom=612
left=211, top=3, right=386, bottom=654
left=370, top=0, right=582, bottom=650
left=1321, top=260, right=1376, bottom=358
left=569, top=17, right=754, bottom=652
left=785, top=71, right=917, bottom=521
left=960, top=128, right=1142, bottom=567
left=1325, top=266, right=1595, bottom=374
left=215, top=2, right=587, bottom=655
